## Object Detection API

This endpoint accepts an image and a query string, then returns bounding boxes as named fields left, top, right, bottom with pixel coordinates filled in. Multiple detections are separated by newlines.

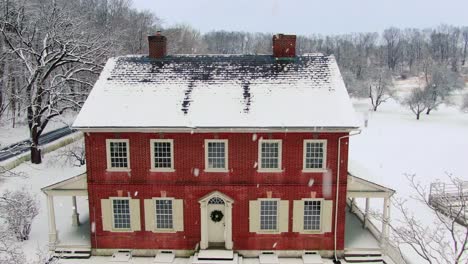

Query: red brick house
left=42, top=33, right=398, bottom=262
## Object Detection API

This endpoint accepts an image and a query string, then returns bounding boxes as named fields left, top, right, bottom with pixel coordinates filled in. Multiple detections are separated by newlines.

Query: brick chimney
left=148, top=31, right=167, bottom=59
left=272, top=34, right=296, bottom=58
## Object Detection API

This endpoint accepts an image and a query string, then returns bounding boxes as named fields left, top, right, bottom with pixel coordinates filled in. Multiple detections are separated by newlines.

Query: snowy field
left=350, top=89, right=468, bottom=263
left=0, top=140, right=87, bottom=262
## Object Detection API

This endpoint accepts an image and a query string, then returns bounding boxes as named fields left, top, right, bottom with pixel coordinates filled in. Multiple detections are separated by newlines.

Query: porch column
left=381, top=197, right=390, bottom=247
left=225, top=202, right=233, bottom=250
left=71, top=196, right=80, bottom=227
left=349, top=197, right=355, bottom=212
left=364, top=197, right=370, bottom=228
left=46, top=194, right=58, bottom=249
left=200, top=203, right=208, bottom=250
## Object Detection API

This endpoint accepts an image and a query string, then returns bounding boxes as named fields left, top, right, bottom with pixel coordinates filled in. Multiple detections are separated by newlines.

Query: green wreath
left=210, top=210, right=224, bottom=222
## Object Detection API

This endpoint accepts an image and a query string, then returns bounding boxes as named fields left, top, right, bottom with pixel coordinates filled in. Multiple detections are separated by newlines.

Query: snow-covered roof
left=73, top=54, right=359, bottom=130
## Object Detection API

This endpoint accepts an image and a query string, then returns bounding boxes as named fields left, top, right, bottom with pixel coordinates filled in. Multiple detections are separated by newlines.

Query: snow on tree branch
left=374, top=174, right=468, bottom=264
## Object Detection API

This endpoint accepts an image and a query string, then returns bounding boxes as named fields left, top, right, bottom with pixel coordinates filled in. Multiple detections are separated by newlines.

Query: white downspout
left=334, top=130, right=361, bottom=261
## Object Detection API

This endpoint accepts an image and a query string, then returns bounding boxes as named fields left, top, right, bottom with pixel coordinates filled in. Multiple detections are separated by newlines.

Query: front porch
left=41, top=173, right=91, bottom=257
left=345, top=173, right=402, bottom=264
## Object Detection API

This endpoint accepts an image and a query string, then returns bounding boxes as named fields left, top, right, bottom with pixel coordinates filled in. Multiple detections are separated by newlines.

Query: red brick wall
left=85, top=132, right=349, bottom=250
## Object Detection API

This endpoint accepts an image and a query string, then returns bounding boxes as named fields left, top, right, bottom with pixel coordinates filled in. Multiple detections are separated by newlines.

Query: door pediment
left=199, top=191, right=234, bottom=204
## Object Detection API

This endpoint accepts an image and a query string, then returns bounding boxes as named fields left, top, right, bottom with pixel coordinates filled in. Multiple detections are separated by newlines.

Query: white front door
left=207, top=202, right=225, bottom=243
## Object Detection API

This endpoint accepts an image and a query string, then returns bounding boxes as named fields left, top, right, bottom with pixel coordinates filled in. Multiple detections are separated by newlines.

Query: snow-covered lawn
left=0, top=140, right=86, bottom=262
left=350, top=95, right=468, bottom=263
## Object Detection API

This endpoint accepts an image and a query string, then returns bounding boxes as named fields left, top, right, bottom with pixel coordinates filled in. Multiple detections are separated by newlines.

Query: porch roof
left=41, top=173, right=88, bottom=196
left=347, top=173, right=395, bottom=198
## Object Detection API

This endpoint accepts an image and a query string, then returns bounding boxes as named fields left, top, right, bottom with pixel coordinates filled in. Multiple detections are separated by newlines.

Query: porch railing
left=347, top=199, right=407, bottom=264
left=428, top=181, right=468, bottom=226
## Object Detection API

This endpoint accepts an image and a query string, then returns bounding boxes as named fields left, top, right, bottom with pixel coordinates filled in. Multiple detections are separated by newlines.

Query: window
left=144, top=198, right=184, bottom=232
left=106, top=139, right=130, bottom=171
left=304, top=200, right=321, bottom=231
left=155, top=199, right=173, bottom=229
left=150, top=139, right=174, bottom=171
left=205, top=139, right=228, bottom=171
left=260, top=200, right=278, bottom=231
left=112, top=199, right=131, bottom=230
left=101, top=198, right=141, bottom=232
left=303, top=140, right=327, bottom=171
left=258, top=140, right=282, bottom=171
left=293, top=199, right=331, bottom=234
left=250, top=199, right=289, bottom=234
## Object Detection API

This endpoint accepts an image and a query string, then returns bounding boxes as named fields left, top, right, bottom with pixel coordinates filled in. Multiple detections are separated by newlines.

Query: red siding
left=85, top=132, right=349, bottom=250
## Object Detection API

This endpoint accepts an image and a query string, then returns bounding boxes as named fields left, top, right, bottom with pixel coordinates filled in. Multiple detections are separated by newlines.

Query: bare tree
left=0, top=0, right=109, bottom=164
left=52, top=141, right=86, bottom=167
left=462, top=94, right=468, bottom=111
left=0, top=165, right=26, bottom=178
left=0, top=188, right=39, bottom=241
left=383, top=27, right=403, bottom=71
left=165, top=24, right=204, bottom=54
left=423, top=64, right=464, bottom=115
left=461, top=27, right=468, bottom=66
left=384, top=174, right=467, bottom=264
left=367, top=67, right=393, bottom=111
left=342, top=69, right=368, bottom=98
left=0, top=229, right=26, bottom=264
left=405, top=88, right=428, bottom=120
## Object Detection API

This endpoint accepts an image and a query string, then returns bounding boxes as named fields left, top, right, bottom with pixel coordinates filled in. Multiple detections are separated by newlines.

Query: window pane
left=260, top=200, right=277, bottom=230
left=260, top=142, right=279, bottom=169
left=305, top=142, right=325, bottom=169
left=110, top=141, right=128, bottom=168
left=155, top=199, right=173, bottom=229
left=154, top=142, right=172, bottom=168
left=304, top=200, right=321, bottom=231
left=113, top=199, right=131, bottom=229
left=207, top=141, right=226, bottom=169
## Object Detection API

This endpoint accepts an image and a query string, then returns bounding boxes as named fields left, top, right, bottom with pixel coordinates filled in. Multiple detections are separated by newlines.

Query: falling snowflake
left=193, top=168, right=200, bottom=177
left=322, top=169, right=332, bottom=198
left=91, top=222, right=96, bottom=233
left=253, top=162, right=258, bottom=168
left=308, top=178, right=314, bottom=187
left=134, top=191, right=138, bottom=196
left=273, top=242, right=277, bottom=248
left=252, top=133, right=257, bottom=141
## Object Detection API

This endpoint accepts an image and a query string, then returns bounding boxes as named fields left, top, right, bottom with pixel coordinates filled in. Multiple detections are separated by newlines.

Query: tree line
left=1, top=0, right=468, bottom=164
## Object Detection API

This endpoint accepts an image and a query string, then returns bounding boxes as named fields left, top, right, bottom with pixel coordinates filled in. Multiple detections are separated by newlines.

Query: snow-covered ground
left=350, top=92, right=468, bottom=263
left=0, top=112, right=77, bottom=147
left=0, top=140, right=87, bottom=262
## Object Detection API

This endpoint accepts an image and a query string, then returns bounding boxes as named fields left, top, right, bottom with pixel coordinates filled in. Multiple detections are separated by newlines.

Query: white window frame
left=302, top=198, right=323, bottom=233
left=153, top=197, right=175, bottom=232
left=106, top=139, right=131, bottom=172
left=302, top=139, right=327, bottom=172
left=258, top=139, right=282, bottom=172
left=258, top=198, right=280, bottom=233
left=204, top=139, right=229, bottom=172
left=110, top=197, right=132, bottom=232
left=150, top=139, right=175, bottom=172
